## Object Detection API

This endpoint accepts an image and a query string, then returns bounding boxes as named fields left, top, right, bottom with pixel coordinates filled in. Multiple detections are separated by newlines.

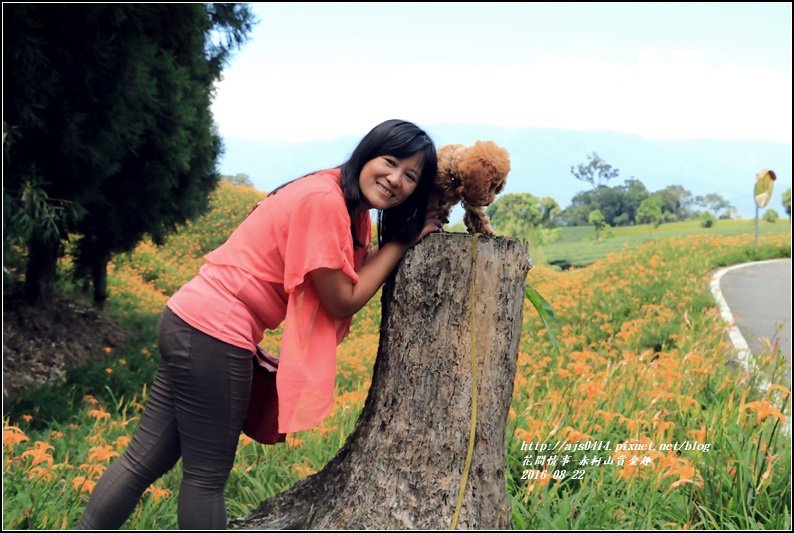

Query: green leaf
left=525, top=283, right=560, bottom=354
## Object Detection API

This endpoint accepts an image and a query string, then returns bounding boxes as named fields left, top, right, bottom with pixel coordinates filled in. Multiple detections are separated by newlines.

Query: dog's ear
left=456, top=141, right=511, bottom=205
left=436, top=144, right=463, bottom=178
left=471, top=141, right=511, bottom=178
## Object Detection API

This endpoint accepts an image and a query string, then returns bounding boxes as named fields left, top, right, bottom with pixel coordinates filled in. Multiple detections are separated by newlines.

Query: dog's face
left=434, top=172, right=464, bottom=205
left=462, top=169, right=507, bottom=207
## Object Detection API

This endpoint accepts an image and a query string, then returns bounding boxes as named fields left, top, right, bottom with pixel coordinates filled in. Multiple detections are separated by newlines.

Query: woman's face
left=358, top=152, right=423, bottom=211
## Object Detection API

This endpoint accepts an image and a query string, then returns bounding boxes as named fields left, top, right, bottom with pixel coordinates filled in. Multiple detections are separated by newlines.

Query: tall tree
left=694, top=193, right=734, bottom=219
left=651, top=185, right=693, bottom=222
left=487, top=193, right=542, bottom=231
left=588, top=209, right=606, bottom=239
left=570, top=152, right=620, bottom=190
left=559, top=178, right=649, bottom=227
left=223, top=173, right=255, bottom=187
left=538, top=196, right=561, bottom=228
left=3, top=4, right=254, bottom=307
left=485, top=192, right=560, bottom=241
left=636, top=196, right=665, bottom=228
left=620, top=178, right=650, bottom=225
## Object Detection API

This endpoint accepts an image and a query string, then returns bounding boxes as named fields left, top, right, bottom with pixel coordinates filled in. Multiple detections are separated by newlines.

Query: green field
left=536, top=219, right=791, bottom=268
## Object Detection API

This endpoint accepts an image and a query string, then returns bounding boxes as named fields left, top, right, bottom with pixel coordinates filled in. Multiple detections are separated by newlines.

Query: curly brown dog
left=427, top=140, right=511, bottom=236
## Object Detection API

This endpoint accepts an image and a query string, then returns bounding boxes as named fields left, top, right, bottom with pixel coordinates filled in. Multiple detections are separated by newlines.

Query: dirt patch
left=2, top=296, right=130, bottom=399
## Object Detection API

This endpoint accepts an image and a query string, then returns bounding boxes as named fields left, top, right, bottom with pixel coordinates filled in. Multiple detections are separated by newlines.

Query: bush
left=537, top=227, right=561, bottom=246
left=763, top=209, right=780, bottom=223
left=613, top=213, right=631, bottom=226
left=699, top=211, right=717, bottom=228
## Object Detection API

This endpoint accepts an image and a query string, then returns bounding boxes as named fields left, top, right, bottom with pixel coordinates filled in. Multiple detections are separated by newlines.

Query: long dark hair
left=270, top=119, right=437, bottom=249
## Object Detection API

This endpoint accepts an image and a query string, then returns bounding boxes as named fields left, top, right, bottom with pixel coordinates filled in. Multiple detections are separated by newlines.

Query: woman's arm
left=310, top=241, right=409, bottom=319
left=310, top=212, right=442, bottom=319
left=364, top=244, right=379, bottom=265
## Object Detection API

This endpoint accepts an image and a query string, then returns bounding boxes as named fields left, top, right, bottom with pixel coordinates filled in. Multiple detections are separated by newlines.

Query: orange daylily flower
left=145, top=486, right=172, bottom=501
left=21, top=441, right=54, bottom=467
left=87, top=445, right=119, bottom=463
left=745, top=401, right=786, bottom=426
left=668, top=465, right=704, bottom=490
left=3, top=425, right=29, bottom=448
left=88, top=408, right=111, bottom=420
left=688, top=425, right=707, bottom=443
left=72, top=476, right=97, bottom=494
left=28, top=465, right=55, bottom=482
left=114, top=436, right=131, bottom=450
left=564, top=428, right=592, bottom=443
left=79, top=463, right=107, bottom=479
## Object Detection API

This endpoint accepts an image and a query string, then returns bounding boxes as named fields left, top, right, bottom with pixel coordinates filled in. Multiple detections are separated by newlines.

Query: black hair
left=270, top=119, right=437, bottom=249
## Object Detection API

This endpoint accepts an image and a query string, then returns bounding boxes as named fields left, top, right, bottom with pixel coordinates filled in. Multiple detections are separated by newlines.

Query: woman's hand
left=410, top=209, right=444, bottom=247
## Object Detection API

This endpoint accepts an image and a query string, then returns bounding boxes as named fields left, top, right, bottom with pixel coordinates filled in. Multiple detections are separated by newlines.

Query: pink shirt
left=167, top=168, right=370, bottom=433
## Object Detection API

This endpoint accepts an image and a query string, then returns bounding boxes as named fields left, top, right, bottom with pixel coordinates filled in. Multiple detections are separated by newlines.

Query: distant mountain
left=218, top=125, right=792, bottom=221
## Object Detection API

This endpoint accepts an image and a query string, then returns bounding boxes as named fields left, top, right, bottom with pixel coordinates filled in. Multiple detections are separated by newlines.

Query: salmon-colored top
left=167, top=168, right=370, bottom=433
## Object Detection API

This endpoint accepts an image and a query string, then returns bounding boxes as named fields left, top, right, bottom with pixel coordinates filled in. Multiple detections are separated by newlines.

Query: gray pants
left=78, top=306, right=253, bottom=529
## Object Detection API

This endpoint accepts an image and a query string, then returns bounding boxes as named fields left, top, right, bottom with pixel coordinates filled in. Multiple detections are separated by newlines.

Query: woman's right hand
left=411, top=209, right=444, bottom=247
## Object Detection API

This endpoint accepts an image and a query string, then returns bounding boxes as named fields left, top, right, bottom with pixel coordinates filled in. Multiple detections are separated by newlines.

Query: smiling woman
left=76, top=119, right=443, bottom=530
left=357, top=152, right=423, bottom=213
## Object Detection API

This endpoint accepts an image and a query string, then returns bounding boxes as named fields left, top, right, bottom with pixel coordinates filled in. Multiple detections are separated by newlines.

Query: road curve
left=710, top=258, right=791, bottom=388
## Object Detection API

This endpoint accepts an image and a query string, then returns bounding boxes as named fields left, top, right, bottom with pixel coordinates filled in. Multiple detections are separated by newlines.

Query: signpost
left=754, top=169, right=777, bottom=246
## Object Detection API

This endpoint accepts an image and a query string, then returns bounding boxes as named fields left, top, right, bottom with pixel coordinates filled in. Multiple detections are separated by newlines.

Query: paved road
left=717, top=259, right=791, bottom=386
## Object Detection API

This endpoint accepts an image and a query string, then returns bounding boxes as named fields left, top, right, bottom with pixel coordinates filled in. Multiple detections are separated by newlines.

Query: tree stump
left=233, top=233, right=531, bottom=529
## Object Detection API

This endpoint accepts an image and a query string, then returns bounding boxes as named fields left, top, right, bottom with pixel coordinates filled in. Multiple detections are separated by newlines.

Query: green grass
left=538, top=219, right=791, bottom=267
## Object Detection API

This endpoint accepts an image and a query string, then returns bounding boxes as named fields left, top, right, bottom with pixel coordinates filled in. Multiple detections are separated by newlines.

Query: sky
left=211, top=2, right=792, bottom=144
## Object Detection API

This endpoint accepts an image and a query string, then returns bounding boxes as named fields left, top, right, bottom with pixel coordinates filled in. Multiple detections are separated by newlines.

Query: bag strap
left=254, top=346, right=279, bottom=372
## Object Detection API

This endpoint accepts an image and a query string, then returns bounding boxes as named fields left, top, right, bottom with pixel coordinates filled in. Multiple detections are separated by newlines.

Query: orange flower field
left=3, top=182, right=791, bottom=529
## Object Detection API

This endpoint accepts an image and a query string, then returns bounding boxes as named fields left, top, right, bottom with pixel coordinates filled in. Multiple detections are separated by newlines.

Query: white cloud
left=212, top=50, right=792, bottom=143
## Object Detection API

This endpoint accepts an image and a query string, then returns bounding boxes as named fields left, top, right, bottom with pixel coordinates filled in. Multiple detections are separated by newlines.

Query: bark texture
left=233, top=233, right=531, bottom=530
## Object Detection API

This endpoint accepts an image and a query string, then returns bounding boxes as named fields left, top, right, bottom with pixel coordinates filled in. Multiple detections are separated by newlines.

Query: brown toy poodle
left=427, top=140, right=511, bottom=236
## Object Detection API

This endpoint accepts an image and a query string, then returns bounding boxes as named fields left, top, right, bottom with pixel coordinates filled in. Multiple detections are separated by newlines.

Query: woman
left=78, top=119, right=442, bottom=529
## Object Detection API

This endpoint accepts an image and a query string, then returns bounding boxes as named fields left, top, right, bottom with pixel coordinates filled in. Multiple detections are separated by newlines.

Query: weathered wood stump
left=233, top=233, right=530, bottom=529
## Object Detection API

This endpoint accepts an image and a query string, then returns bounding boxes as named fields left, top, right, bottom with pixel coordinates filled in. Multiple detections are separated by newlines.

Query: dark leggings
left=78, top=306, right=252, bottom=529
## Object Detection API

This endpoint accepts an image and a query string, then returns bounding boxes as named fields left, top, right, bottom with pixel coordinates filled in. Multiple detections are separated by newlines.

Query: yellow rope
left=450, top=234, right=480, bottom=530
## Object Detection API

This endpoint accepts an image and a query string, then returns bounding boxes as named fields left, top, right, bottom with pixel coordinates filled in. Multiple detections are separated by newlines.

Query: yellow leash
left=450, top=234, right=480, bottom=529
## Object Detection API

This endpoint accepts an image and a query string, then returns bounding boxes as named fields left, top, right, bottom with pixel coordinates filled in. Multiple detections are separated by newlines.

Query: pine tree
left=3, top=4, right=254, bottom=307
